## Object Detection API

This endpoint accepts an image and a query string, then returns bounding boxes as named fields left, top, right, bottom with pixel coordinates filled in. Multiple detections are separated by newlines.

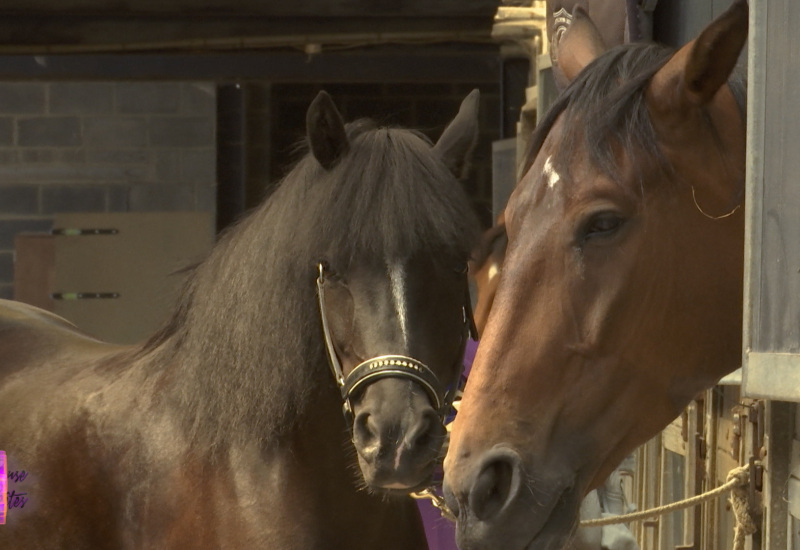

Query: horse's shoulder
left=0, top=299, right=124, bottom=374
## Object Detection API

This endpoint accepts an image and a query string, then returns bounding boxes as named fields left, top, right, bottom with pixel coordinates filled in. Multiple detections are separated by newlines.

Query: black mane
left=138, top=119, right=479, bottom=452
left=523, top=42, right=746, bottom=182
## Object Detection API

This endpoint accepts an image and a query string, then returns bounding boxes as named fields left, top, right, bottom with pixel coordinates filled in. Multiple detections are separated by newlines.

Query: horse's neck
left=129, top=396, right=426, bottom=549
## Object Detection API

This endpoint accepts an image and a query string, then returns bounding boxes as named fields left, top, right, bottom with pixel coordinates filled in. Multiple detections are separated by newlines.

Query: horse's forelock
left=313, top=124, right=479, bottom=266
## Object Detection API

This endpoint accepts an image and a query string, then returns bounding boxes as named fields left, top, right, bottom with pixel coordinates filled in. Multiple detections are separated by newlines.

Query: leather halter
left=316, top=262, right=477, bottom=426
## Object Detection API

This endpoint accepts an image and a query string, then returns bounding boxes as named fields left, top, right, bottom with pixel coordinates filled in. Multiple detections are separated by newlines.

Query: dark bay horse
left=444, top=2, right=748, bottom=549
left=0, top=90, right=481, bottom=549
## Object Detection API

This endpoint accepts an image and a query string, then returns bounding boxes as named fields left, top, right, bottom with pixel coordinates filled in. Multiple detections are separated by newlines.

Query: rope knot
left=727, top=463, right=759, bottom=550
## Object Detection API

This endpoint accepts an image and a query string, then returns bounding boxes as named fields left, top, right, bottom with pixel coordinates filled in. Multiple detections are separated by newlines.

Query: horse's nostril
left=469, top=452, right=520, bottom=522
left=353, top=412, right=376, bottom=446
left=406, top=409, right=440, bottom=451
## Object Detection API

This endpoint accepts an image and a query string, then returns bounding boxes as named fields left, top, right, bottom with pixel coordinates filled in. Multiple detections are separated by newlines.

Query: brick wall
left=0, top=82, right=217, bottom=299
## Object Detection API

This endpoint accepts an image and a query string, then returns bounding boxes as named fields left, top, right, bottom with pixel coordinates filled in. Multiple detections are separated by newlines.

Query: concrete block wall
left=0, top=82, right=217, bottom=299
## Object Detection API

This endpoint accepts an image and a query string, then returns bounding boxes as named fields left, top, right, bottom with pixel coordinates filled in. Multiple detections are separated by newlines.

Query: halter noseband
left=316, top=262, right=476, bottom=426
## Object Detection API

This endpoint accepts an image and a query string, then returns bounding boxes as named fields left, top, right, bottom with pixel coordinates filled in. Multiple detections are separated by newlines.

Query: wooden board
left=13, top=234, right=55, bottom=312
left=0, top=0, right=499, bottom=17
left=48, top=212, right=213, bottom=345
left=0, top=49, right=501, bottom=82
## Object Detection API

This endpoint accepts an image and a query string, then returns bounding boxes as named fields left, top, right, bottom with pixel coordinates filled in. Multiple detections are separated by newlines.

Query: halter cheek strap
left=317, top=262, right=346, bottom=388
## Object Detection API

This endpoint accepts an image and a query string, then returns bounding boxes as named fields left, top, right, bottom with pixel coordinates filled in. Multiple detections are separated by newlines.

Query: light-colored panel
left=662, top=415, right=686, bottom=456
left=52, top=212, right=214, bottom=345
left=743, top=0, right=800, bottom=401
left=743, top=352, right=800, bottom=401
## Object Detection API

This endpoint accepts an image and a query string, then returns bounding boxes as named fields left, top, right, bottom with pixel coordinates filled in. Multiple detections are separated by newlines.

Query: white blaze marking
left=388, top=262, right=409, bottom=345
left=544, top=155, right=561, bottom=188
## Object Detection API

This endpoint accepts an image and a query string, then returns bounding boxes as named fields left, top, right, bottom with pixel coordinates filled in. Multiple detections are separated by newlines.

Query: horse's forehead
left=509, top=133, right=579, bottom=225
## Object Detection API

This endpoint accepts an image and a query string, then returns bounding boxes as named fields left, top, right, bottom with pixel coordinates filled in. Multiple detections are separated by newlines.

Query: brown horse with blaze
left=444, top=2, right=749, bottom=549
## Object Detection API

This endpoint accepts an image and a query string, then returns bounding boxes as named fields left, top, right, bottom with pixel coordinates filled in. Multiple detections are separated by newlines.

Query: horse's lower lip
left=520, top=486, right=574, bottom=550
left=382, top=481, right=416, bottom=490
left=366, top=467, right=434, bottom=493
left=362, top=455, right=437, bottom=490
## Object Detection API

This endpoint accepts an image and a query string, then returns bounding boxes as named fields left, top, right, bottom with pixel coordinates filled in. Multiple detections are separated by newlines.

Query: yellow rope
left=728, top=466, right=759, bottom=550
left=422, top=462, right=759, bottom=550
left=580, top=463, right=757, bottom=533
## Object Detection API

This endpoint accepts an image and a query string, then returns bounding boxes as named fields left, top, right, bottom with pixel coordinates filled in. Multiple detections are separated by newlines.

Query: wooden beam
left=0, top=0, right=499, bottom=18
left=0, top=46, right=501, bottom=82
left=0, top=17, right=494, bottom=52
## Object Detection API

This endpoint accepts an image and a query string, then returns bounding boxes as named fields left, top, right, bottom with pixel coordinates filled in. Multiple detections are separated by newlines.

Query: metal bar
left=51, top=292, right=120, bottom=300
left=50, top=228, right=118, bottom=236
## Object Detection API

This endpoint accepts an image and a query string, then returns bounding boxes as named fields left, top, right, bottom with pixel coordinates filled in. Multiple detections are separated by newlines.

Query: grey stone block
left=21, top=149, right=57, bottom=163
left=0, top=251, right=12, bottom=283
left=182, top=83, right=216, bottom=115
left=0, top=163, right=150, bottom=184
left=155, top=150, right=181, bottom=183
left=149, top=117, right=214, bottom=148
left=0, top=84, right=46, bottom=115
left=86, top=149, right=149, bottom=164
left=0, top=149, right=18, bottom=164
left=0, top=218, right=52, bottom=249
left=195, top=183, right=217, bottom=213
left=0, top=185, right=38, bottom=214
left=107, top=185, right=130, bottom=212
left=129, top=184, right=196, bottom=212
left=84, top=117, right=148, bottom=148
left=180, top=149, right=216, bottom=184
left=59, top=149, right=87, bottom=163
left=0, top=284, right=12, bottom=300
left=41, top=185, right=106, bottom=214
left=18, top=117, right=81, bottom=147
left=0, top=117, right=12, bottom=146
left=50, top=83, right=114, bottom=114
left=117, top=83, right=181, bottom=114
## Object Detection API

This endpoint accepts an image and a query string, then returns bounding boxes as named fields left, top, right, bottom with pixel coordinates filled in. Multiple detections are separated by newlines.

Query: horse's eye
left=581, top=212, right=625, bottom=242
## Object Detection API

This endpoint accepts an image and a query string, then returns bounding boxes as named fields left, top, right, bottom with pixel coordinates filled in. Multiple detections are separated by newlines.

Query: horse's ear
left=648, top=0, right=748, bottom=112
left=434, top=89, right=480, bottom=180
left=554, top=7, right=607, bottom=89
left=307, top=91, right=349, bottom=170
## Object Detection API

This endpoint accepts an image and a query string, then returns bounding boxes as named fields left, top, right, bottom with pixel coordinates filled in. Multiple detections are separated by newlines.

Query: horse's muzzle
left=443, top=446, right=579, bottom=550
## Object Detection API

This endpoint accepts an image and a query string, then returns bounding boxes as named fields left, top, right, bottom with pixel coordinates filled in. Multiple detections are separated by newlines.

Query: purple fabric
left=419, top=338, right=478, bottom=549
left=418, top=499, right=458, bottom=550
left=462, top=338, right=478, bottom=377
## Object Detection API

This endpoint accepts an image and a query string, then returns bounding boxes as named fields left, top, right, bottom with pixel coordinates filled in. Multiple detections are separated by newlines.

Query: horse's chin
left=519, top=486, right=581, bottom=550
left=362, top=473, right=436, bottom=496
